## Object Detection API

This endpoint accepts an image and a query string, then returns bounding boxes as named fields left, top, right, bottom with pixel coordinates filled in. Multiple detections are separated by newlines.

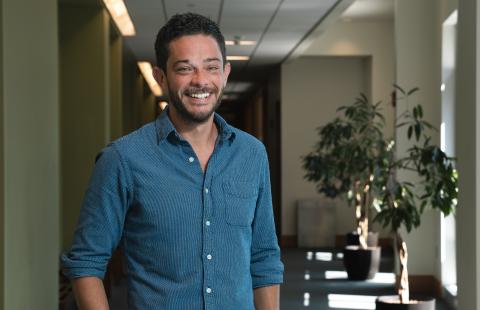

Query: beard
left=167, top=84, right=224, bottom=124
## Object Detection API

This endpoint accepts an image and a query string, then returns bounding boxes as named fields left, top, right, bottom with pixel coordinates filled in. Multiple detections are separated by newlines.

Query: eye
left=176, top=66, right=193, bottom=73
left=207, top=66, right=220, bottom=72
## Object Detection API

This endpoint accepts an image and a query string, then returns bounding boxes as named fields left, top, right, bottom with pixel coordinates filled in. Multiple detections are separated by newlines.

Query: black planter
left=343, top=245, right=381, bottom=280
left=346, top=231, right=379, bottom=247
left=376, top=295, right=435, bottom=310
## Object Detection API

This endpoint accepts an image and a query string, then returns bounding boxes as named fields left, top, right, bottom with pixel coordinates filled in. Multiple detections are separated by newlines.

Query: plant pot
left=343, top=245, right=381, bottom=280
left=376, top=295, right=435, bottom=310
left=346, top=231, right=379, bottom=247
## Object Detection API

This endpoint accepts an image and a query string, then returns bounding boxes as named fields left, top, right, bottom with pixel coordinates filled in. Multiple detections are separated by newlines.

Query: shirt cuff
left=60, top=253, right=107, bottom=280
left=252, top=273, right=284, bottom=289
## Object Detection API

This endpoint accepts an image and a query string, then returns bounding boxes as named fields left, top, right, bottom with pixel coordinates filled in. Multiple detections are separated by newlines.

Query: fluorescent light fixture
left=225, top=40, right=256, bottom=46
left=137, top=62, right=163, bottom=96
left=441, top=83, right=446, bottom=92
left=227, top=56, right=250, bottom=61
left=304, top=270, right=311, bottom=280
left=103, top=0, right=136, bottom=36
left=159, top=101, right=168, bottom=111
left=222, top=94, right=239, bottom=101
left=306, top=251, right=313, bottom=260
left=336, top=252, right=344, bottom=259
left=328, top=294, right=377, bottom=310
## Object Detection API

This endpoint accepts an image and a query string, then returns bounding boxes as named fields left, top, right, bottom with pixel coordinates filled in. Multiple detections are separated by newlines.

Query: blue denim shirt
left=61, top=110, right=284, bottom=309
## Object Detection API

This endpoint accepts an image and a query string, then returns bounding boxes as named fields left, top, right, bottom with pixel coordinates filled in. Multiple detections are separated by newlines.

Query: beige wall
left=395, top=0, right=443, bottom=278
left=60, top=5, right=111, bottom=250
left=302, top=20, right=395, bottom=137
left=110, top=31, right=124, bottom=141
left=281, top=56, right=369, bottom=237
left=456, top=0, right=480, bottom=308
left=281, top=18, right=395, bottom=238
left=1, top=0, right=60, bottom=308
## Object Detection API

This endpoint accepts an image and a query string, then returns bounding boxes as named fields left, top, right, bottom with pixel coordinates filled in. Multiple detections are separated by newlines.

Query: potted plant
left=302, top=93, right=386, bottom=280
left=373, top=86, right=458, bottom=309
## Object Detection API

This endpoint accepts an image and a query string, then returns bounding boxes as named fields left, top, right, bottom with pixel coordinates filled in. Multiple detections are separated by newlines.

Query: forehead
left=167, top=34, right=223, bottom=63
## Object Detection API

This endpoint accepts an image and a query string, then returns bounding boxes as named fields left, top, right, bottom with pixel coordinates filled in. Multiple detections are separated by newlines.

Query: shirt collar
left=155, top=107, right=236, bottom=144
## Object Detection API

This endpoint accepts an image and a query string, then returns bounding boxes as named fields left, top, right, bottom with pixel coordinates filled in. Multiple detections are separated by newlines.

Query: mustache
left=184, top=86, right=218, bottom=94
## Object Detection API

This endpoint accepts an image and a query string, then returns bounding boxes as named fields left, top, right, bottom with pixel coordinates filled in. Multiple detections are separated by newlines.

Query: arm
left=72, top=277, right=109, bottom=310
left=254, top=285, right=280, bottom=310
left=250, top=148, right=284, bottom=300
left=61, top=146, right=132, bottom=307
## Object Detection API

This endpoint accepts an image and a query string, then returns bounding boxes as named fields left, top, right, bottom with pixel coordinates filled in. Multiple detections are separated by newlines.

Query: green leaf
left=408, top=126, right=413, bottom=139
left=407, top=87, right=420, bottom=95
left=414, top=123, right=421, bottom=141
left=393, top=84, right=406, bottom=95
left=418, top=105, right=423, bottom=118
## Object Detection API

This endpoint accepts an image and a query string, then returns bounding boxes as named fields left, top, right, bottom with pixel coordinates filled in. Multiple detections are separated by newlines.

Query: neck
left=168, top=108, right=218, bottom=148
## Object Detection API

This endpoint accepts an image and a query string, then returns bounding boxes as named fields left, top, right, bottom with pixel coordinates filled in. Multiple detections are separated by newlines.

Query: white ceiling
left=341, top=0, right=394, bottom=21
left=123, top=0, right=342, bottom=94
left=121, top=0, right=393, bottom=97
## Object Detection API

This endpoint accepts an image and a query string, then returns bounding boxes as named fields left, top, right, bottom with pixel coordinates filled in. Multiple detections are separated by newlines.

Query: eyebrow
left=172, top=58, right=222, bottom=67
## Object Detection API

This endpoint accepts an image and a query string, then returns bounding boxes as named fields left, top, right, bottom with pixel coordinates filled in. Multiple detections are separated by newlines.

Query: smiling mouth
left=187, top=92, right=211, bottom=100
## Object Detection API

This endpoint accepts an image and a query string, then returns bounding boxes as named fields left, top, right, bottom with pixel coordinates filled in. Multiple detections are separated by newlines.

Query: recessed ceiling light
left=137, top=62, right=163, bottom=96
left=103, top=0, right=136, bottom=36
left=225, top=40, right=256, bottom=46
left=226, top=56, right=249, bottom=61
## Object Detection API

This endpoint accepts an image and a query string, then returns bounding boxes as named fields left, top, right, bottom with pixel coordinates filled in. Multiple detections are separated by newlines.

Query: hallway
left=61, top=247, right=454, bottom=309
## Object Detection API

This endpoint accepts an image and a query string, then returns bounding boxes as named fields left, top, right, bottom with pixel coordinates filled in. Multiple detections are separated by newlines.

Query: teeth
left=189, top=93, right=210, bottom=99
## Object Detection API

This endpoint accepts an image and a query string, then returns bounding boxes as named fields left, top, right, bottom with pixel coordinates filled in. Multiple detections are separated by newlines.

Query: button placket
left=202, top=142, right=222, bottom=305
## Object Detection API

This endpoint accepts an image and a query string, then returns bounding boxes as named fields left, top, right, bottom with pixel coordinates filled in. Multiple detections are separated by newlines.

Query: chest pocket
left=223, top=180, right=258, bottom=227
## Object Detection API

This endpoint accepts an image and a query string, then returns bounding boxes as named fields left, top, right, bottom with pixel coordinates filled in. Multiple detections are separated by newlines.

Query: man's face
left=154, top=34, right=231, bottom=124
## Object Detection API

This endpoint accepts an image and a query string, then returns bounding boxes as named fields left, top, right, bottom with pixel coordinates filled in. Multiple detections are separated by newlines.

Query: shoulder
left=106, top=121, right=157, bottom=155
left=229, top=126, right=266, bottom=155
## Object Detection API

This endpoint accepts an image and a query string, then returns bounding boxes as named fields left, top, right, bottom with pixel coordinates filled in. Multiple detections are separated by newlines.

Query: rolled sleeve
left=250, top=148, right=284, bottom=288
left=61, top=144, right=132, bottom=279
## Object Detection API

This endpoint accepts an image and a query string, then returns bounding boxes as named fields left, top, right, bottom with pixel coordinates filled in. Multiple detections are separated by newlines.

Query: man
left=62, top=12, right=283, bottom=310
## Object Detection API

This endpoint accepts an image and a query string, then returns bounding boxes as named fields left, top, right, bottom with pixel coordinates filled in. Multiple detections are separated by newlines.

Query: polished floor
left=280, top=247, right=453, bottom=310
left=63, top=247, right=455, bottom=309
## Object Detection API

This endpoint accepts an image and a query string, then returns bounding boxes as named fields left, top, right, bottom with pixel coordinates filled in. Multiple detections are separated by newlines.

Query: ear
left=223, top=62, right=231, bottom=87
left=153, top=66, right=167, bottom=92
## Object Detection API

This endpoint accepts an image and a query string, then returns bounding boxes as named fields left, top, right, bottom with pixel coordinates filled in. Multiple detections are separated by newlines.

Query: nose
left=190, top=68, right=209, bottom=87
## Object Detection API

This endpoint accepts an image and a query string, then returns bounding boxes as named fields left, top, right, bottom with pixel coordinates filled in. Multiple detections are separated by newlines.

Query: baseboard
left=395, top=275, right=443, bottom=298
left=281, top=235, right=297, bottom=248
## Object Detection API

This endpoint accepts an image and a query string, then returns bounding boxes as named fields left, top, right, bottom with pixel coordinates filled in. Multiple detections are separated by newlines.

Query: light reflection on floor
left=327, top=294, right=377, bottom=309
left=306, top=251, right=334, bottom=261
left=324, top=270, right=396, bottom=284
left=303, top=292, right=310, bottom=307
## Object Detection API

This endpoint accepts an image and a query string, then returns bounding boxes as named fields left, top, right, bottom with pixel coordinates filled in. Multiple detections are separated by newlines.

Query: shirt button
left=205, top=188, right=209, bottom=194
left=206, top=220, right=211, bottom=226
left=188, top=157, right=194, bottom=163
left=206, top=287, right=212, bottom=294
left=207, top=254, right=212, bottom=260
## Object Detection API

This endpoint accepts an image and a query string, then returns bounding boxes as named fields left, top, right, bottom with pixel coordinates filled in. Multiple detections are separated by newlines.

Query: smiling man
left=61, top=12, right=283, bottom=310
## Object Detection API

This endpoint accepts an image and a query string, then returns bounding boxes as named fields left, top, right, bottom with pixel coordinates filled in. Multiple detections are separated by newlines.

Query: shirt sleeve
left=250, top=147, right=284, bottom=288
left=60, top=144, right=132, bottom=279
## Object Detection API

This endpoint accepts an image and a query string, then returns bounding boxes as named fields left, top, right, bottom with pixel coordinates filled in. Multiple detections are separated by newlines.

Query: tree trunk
left=355, top=182, right=371, bottom=249
left=396, top=232, right=409, bottom=303
left=354, top=185, right=368, bottom=249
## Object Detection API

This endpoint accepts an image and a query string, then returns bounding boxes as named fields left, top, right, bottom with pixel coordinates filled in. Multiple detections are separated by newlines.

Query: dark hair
left=154, top=13, right=227, bottom=73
